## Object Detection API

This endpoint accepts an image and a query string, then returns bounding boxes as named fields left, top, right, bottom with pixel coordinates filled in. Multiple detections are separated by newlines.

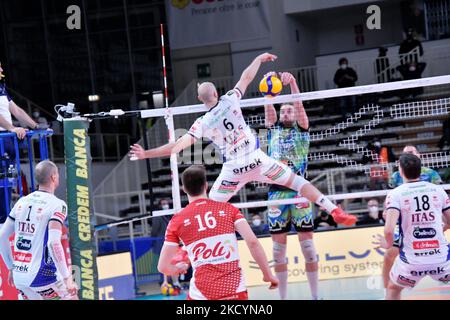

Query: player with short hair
left=130, top=53, right=355, bottom=227
left=382, top=145, right=443, bottom=289
left=0, top=160, right=78, bottom=300
left=157, top=165, right=278, bottom=300
left=264, top=71, right=321, bottom=300
left=373, top=153, right=450, bottom=300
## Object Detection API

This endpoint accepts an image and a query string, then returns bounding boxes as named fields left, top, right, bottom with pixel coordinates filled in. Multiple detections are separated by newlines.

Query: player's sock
left=306, top=271, right=319, bottom=300
left=276, top=271, right=288, bottom=300
left=315, top=195, right=337, bottom=213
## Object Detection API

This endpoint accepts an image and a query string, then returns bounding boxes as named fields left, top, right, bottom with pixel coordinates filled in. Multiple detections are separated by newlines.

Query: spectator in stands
left=376, top=47, right=391, bottom=83
left=438, top=118, right=450, bottom=150
left=333, top=58, right=358, bottom=118
left=32, top=108, right=49, bottom=128
left=313, top=209, right=338, bottom=230
left=250, top=213, right=269, bottom=236
left=0, top=61, right=40, bottom=224
left=399, top=27, right=424, bottom=65
left=362, top=139, right=396, bottom=191
left=356, top=199, right=384, bottom=226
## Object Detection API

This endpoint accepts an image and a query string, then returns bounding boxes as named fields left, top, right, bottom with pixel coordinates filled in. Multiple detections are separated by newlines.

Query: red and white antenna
left=160, top=23, right=169, bottom=109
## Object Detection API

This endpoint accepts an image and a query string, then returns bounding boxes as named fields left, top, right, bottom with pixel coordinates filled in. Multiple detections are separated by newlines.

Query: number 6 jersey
left=8, top=191, right=68, bottom=288
left=385, top=181, right=450, bottom=265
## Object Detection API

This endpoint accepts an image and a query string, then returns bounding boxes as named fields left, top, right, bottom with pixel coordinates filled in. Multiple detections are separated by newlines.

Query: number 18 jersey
left=385, top=181, right=450, bottom=265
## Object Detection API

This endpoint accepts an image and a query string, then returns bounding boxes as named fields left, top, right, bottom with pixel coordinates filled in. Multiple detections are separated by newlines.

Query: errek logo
left=414, top=248, right=441, bottom=257
left=413, top=240, right=439, bottom=250
left=411, top=267, right=444, bottom=276
left=413, top=227, right=436, bottom=239
left=192, top=241, right=234, bottom=262
left=233, top=158, right=262, bottom=175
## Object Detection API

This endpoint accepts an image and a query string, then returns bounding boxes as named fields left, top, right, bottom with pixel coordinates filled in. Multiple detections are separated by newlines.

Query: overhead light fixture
left=88, top=95, right=100, bottom=102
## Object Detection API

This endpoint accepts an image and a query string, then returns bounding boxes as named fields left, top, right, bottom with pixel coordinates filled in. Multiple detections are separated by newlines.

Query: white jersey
left=385, top=181, right=450, bottom=265
left=188, top=89, right=258, bottom=162
left=8, top=191, right=68, bottom=288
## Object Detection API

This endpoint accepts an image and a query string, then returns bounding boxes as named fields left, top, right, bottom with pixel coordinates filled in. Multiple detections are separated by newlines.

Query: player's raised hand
left=280, top=72, right=295, bottom=86
left=129, top=144, right=146, bottom=161
left=372, top=234, right=389, bottom=249
left=258, top=53, right=278, bottom=63
left=263, top=274, right=279, bottom=290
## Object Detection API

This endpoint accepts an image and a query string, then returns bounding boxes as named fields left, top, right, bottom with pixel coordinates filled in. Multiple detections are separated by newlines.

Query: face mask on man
left=252, top=219, right=262, bottom=227
left=368, top=206, right=379, bottom=219
left=340, top=64, right=348, bottom=70
left=33, top=112, right=40, bottom=118
left=162, top=204, right=170, bottom=210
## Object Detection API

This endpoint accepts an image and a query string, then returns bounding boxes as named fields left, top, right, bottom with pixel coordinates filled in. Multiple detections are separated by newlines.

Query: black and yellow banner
left=64, top=119, right=99, bottom=300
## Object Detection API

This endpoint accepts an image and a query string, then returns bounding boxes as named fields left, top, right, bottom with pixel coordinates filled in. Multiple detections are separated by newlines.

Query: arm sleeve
left=50, top=201, right=68, bottom=225
left=441, top=187, right=450, bottom=211
left=385, top=191, right=401, bottom=213
left=223, top=89, right=242, bottom=104
left=0, top=219, right=16, bottom=270
left=231, top=205, right=246, bottom=225
left=47, top=228, right=71, bottom=279
left=188, top=117, right=205, bottom=140
left=164, top=218, right=180, bottom=246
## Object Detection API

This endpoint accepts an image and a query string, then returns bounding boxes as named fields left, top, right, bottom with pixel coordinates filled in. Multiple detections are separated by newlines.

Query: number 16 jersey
left=164, top=199, right=247, bottom=300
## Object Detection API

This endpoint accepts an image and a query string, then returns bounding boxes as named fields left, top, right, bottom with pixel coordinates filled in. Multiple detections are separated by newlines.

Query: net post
left=165, top=110, right=182, bottom=211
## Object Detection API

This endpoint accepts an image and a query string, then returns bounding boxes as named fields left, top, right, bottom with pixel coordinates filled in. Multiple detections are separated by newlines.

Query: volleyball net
left=93, top=75, right=450, bottom=228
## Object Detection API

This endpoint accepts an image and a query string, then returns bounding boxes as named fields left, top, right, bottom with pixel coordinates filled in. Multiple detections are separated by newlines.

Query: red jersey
left=164, top=199, right=247, bottom=300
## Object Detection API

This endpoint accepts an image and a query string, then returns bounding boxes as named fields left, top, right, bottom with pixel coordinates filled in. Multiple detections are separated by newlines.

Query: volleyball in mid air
left=259, top=75, right=283, bottom=97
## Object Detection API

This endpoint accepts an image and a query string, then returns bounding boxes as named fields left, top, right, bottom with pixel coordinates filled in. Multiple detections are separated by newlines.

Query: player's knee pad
left=273, top=242, right=287, bottom=267
left=300, top=239, right=318, bottom=263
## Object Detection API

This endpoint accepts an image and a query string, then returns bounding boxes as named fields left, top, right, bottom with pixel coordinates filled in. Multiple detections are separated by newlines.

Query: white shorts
left=209, top=149, right=309, bottom=202
left=16, top=280, right=76, bottom=300
left=390, top=257, right=450, bottom=288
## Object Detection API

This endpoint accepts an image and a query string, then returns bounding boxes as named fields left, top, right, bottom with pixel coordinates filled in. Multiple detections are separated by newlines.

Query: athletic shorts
left=188, top=291, right=248, bottom=301
left=209, top=149, right=309, bottom=202
left=393, top=224, right=401, bottom=248
left=16, top=280, right=75, bottom=300
left=268, top=191, right=313, bottom=234
left=390, top=254, right=450, bottom=288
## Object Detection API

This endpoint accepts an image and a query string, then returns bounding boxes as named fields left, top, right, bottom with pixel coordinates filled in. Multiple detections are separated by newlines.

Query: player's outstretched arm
left=47, top=221, right=78, bottom=297
left=158, top=244, right=189, bottom=277
left=280, top=72, right=309, bottom=130
left=235, top=220, right=278, bottom=289
left=373, top=208, right=399, bottom=249
left=129, top=133, right=196, bottom=160
left=235, top=53, right=277, bottom=97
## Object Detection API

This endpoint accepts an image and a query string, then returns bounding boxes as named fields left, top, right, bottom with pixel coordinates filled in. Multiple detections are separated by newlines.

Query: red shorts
left=187, top=291, right=248, bottom=301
